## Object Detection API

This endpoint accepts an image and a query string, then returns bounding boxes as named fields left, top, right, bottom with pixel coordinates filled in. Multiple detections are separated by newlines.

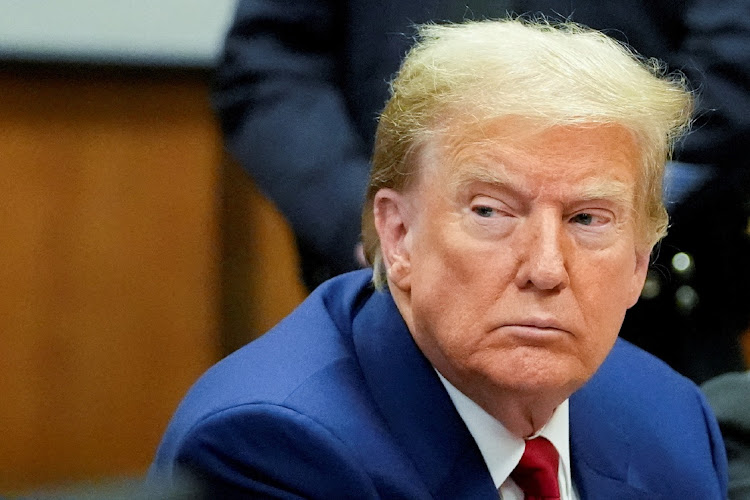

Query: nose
left=514, top=213, right=570, bottom=292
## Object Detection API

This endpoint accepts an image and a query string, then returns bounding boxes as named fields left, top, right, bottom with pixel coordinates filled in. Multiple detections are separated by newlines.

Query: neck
left=459, top=381, right=564, bottom=437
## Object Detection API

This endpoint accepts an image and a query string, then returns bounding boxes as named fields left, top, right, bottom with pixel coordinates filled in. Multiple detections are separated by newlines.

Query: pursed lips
left=497, top=318, right=573, bottom=339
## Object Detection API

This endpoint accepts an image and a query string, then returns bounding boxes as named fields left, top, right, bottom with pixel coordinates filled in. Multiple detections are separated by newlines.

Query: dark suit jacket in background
left=151, top=270, right=728, bottom=499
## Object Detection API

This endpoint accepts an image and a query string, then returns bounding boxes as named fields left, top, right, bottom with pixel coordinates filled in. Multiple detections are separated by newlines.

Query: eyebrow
left=449, top=163, right=513, bottom=192
left=573, top=180, right=633, bottom=205
left=449, top=162, right=634, bottom=206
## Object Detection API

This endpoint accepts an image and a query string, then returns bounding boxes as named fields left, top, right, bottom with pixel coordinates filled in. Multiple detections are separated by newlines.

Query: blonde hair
left=361, top=18, right=694, bottom=289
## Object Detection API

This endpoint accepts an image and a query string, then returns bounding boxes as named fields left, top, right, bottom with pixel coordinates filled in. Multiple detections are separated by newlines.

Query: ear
left=627, top=247, right=652, bottom=308
left=373, top=188, right=414, bottom=292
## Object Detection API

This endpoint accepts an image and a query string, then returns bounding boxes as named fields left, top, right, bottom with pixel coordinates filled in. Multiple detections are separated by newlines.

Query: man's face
left=377, top=122, right=650, bottom=414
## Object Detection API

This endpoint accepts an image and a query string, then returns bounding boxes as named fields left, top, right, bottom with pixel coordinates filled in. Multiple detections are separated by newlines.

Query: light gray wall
left=0, top=0, right=238, bottom=67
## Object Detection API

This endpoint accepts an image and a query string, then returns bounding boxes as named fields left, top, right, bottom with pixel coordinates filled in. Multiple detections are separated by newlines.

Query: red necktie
left=510, top=437, right=561, bottom=500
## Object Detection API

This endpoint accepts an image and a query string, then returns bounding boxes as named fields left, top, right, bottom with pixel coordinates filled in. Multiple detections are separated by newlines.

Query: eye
left=571, top=213, right=594, bottom=226
left=569, top=211, right=611, bottom=227
left=472, top=205, right=496, bottom=218
left=466, top=199, right=516, bottom=238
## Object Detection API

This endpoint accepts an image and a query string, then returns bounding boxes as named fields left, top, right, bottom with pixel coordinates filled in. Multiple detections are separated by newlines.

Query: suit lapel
left=351, top=288, right=498, bottom=498
left=571, top=461, right=662, bottom=500
left=569, top=344, right=665, bottom=500
left=570, top=410, right=659, bottom=500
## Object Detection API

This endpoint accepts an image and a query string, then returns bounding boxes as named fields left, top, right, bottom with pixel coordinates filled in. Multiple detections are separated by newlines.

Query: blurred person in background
left=702, top=370, right=750, bottom=499
left=212, top=1, right=513, bottom=290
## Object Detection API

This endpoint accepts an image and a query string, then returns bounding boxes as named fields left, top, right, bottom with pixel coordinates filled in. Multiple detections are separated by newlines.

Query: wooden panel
left=220, top=157, right=308, bottom=353
left=0, top=66, right=221, bottom=493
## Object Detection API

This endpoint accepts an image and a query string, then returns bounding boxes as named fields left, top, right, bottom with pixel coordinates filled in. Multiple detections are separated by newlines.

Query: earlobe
left=373, top=188, right=413, bottom=291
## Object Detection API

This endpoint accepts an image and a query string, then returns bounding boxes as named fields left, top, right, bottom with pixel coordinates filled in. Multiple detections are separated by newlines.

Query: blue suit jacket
left=151, top=270, right=728, bottom=498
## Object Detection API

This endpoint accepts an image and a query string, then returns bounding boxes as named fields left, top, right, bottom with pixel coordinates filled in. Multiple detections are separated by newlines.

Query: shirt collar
left=436, top=371, right=573, bottom=496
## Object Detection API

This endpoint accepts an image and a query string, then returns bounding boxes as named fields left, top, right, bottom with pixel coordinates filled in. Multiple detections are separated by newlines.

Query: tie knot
left=510, top=437, right=561, bottom=500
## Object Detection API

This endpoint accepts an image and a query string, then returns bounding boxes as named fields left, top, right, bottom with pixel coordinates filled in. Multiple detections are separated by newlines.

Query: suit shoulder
left=161, top=402, right=381, bottom=498
left=582, top=338, right=712, bottom=417
left=152, top=271, right=376, bottom=472
left=572, top=338, right=727, bottom=498
left=181, top=271, right=372, bottom=404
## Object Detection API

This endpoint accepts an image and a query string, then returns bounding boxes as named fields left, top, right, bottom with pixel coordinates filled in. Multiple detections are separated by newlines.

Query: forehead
left=417, top=121, right=641, bottom=202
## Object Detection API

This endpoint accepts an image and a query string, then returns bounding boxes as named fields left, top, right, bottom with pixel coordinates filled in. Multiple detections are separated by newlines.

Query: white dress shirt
left=436, top=372, right=580, bottom=500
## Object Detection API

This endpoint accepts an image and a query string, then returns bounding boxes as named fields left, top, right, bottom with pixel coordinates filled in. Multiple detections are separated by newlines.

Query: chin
left=482, top=360, right=589, bottom=397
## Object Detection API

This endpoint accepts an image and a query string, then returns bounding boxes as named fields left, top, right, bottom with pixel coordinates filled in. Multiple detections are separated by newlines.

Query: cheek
left=572, top=238, right=639, bottom=298
left=571, top=254, right=635, bottom=354
left=409, top=225, right=468, bottom=296
left=410, top=222, right=511, bottom=331
left=408, top=234, right=504, bottom=359
left=418, top=214, right=513, bottom=279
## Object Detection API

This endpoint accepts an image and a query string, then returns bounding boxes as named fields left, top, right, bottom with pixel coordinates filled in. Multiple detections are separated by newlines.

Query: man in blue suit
left=152, top=19, right=728, bottom=498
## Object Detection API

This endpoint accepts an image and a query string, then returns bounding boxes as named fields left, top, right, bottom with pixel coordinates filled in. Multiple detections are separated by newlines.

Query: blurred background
left=0, top=0, right=307, bottom=496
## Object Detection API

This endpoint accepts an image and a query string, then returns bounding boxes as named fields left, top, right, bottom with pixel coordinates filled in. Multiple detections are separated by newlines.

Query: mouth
left=509, top=316, right=568, bottom=330
left=497, top=319, right=572, bottom=342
